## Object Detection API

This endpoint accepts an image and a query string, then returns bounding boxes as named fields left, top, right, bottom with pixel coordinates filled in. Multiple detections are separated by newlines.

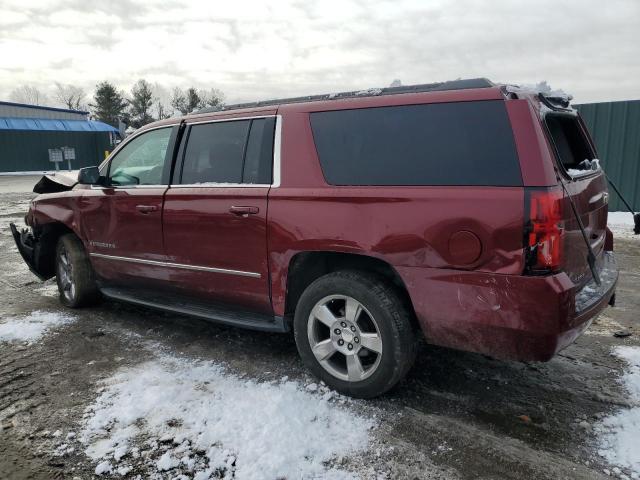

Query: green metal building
left=576, top=100, right=640, bottom=211
left=0, top=101, right=119, bottom=173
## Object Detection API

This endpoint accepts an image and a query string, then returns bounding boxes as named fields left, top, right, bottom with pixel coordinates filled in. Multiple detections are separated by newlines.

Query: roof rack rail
left=199, top=78, right=494, bottom=113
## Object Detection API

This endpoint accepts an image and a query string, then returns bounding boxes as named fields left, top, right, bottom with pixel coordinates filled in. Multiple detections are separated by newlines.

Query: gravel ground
left=0, top=175, right=638, bottom=480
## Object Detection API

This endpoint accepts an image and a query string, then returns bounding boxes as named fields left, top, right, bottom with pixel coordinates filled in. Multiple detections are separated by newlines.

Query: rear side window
left=179, top=118, right=275, bottom=185
left=310, top=100, right=522, bottom=186
left=545, top=115, right=595, bottom=171
left=181, top=120, right=250, bottom=184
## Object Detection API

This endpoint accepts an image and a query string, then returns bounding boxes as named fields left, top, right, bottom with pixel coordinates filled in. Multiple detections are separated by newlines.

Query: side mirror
left=77, top=166, right=101, bottom=185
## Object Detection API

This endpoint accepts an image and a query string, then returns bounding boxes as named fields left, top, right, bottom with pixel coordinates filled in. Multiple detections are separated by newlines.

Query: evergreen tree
left=90, top=82, right=128, bottom=128
left=129, top=79, right=155, bottom=128
left=185, top=88, right=201, bottom=113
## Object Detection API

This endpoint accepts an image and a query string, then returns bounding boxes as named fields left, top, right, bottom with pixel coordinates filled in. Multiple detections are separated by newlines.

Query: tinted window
left=181, top=121, right=250, bottom=184
left=242, top=118, right=274, bottom=184
left=310, top=101, right=522, bottom=186
left=108, top=127, right=172, bottom=186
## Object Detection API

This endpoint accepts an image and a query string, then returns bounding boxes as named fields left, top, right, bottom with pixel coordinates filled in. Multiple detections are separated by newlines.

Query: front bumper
left=9, top=222, right=51, bottom=281
left=397, top=252, right=618, bottom=362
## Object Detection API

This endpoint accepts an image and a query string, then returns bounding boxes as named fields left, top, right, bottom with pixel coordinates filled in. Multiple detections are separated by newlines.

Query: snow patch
left=80, top=354, right=374, bottom=479
left=505, top=81, right=572, bottom=102
left=0, top=311, right=75, bottom=343
left=608, top=211, right=639, bottom=239
left=596, top=347, right=640, bottom=476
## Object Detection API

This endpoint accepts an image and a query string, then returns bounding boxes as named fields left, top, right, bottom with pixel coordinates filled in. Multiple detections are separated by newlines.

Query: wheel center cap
left=342, top=330, right=354, bottom=342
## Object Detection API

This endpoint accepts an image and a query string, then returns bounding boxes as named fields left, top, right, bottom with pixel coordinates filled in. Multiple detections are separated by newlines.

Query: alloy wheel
left=307, top=294, right=383, bottom=382
left=57, top=245, right=76, bottom=302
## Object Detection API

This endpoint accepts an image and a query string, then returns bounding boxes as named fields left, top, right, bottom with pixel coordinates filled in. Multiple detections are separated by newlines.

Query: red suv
left=11, top=79, right=618, bottom=398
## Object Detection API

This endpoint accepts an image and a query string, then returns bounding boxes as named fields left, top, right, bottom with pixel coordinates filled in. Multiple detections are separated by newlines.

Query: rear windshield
left=545, top=114, right=598, bottom=176
left=310, top=100, right=522, bottom=186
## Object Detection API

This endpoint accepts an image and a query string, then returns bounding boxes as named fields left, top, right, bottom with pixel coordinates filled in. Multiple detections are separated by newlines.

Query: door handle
left=229, top=206, right=259, bottom=216
left=136, top=205, right=158, bottom=214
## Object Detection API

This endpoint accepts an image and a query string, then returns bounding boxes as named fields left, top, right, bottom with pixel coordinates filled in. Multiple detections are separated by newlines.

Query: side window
left=179, top=118, right=275, bottom=185
left=108, top=128, right=172, bottom=186
left=243, top=118, right=275, bottom=184
left=310, top=101, right=522, bottom=186
left=181, top=121, right=250, bottom=184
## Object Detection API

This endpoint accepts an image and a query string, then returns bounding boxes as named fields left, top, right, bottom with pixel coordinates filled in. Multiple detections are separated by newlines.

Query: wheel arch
left=30, top=221, right=77, bottom=279
left=283, top=251, right=418, bottom=328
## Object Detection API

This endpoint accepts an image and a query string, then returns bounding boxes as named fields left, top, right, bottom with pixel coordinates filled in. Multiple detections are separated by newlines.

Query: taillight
left=524, top=188, right=564, bottom=274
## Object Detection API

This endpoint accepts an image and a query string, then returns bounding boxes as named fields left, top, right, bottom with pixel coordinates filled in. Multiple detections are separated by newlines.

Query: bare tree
left=170, top=87, right=188, bottom=115
left=9, top=85, right=48, bottom=105
left=54, top=83, right=87, bottom=110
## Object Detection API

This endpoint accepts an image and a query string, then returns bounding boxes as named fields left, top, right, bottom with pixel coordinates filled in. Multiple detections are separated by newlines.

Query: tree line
left=8, top=81, right=225, bottom=129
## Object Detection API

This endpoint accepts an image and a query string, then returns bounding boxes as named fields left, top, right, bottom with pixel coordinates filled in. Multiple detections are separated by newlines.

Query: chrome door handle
left=136, top=205, right=158, bottom=214
left=229, top=206, right=259, bottom=216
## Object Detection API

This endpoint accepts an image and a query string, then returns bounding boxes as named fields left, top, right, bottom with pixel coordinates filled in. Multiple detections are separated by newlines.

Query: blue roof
left=0, top=117, right=118, bottom=133
left=0, top=100, right=89, bottom=115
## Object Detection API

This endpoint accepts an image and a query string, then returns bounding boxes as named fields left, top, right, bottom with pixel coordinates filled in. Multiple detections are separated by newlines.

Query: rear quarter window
left=310, top=100, right=522, bottom=186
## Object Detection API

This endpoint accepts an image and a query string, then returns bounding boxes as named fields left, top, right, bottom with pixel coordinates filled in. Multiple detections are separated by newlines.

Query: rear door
left=162, top=115, right=276, bottom=314
left=80, top=125, right=178, bottom=286
left=544, top=112, right=609, bottom=286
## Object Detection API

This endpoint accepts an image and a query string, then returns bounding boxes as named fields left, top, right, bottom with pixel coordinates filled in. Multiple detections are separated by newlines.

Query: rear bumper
left=9, top=222, right=51, bottom=281
left=397, top=252, right=618, bottom=362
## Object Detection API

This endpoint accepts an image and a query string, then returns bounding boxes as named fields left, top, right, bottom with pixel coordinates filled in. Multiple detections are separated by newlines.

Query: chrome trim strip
left=89, top=253, right=261, bottom=278
left=273, top=114, right=282, bottom=188
left=169, top=183, right=270, bottom=189
left=186, top=114, right=276, bottom=126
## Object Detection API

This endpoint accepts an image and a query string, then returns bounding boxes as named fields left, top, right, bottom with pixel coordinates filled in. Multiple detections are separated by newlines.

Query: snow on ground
left=596, top=346, right=640, bottom=477
left=0, top=310, right=75, bottom=343
left=608, top=212, right=638, bottom=240
left=80, top=353, right=375, bottom=479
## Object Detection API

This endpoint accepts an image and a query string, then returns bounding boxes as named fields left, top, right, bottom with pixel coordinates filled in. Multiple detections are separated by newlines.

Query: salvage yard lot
left=1, top=175, right=639, bottom=480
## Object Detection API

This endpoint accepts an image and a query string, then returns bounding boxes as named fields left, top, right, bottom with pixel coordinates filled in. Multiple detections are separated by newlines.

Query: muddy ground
left=0, top=175, right=638, bottom=480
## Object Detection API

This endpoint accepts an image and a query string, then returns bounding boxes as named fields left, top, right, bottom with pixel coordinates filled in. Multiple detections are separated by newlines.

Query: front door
left=162, top=116, right=275, bottom=314
left=79, top=126, right=177, bottom=286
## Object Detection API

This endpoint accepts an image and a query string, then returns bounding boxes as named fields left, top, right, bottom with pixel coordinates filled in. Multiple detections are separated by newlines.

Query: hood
left=33, top=171, right=79, bottom=194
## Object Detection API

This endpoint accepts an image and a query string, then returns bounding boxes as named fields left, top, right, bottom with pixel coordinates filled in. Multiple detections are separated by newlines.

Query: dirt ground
left=0, top=175, right=638, bottom=480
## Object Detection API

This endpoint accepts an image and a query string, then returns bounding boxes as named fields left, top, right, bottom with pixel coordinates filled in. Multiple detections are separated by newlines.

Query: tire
left=55, top=234, right=100, bottom=308
left=293, top=270, right=417, bottom=398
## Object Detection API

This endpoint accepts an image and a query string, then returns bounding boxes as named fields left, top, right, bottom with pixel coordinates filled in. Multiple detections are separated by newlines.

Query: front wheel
left=293, top=270, right=417, bottom=398
left=55, top=234, right=100, bottom=308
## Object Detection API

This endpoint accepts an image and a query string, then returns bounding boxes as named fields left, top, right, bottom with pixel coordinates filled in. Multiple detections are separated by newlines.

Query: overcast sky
left=1, top=0, right=639, bottom=107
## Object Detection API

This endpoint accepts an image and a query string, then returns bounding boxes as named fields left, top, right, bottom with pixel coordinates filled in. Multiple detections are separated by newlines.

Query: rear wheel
left=55, top=234, right=100, bottom=308
left=294, top=270, right=416, bottom=398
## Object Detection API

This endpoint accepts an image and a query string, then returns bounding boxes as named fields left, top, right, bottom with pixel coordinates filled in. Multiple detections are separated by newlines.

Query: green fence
left=576, top=100, right=640, bottom=212
left=0, top=130, right=112, bottom=172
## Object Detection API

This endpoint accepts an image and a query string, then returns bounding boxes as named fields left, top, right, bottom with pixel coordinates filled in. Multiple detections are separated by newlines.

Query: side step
left=100, top=286, right=288, bottom=333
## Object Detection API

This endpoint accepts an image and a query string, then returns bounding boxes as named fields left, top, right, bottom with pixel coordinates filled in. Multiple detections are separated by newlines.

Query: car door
left=162, top=115, right=276, bottom=314
left=79, top=125, right=178, bottom=287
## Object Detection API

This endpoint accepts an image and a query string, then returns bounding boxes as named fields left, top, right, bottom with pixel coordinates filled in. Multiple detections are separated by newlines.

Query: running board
left=100, top=286, right=288, bottom=333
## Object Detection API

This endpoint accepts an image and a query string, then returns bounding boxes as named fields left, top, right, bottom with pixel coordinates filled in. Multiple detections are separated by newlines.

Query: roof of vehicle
left=199, top=77, right=495, bottom=113
left=140, top=78, right=504, bottom=132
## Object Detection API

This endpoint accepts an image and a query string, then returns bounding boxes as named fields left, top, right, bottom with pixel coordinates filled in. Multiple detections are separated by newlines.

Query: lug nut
left=354, top=337, right=359, bottom=343
left=347, top=343, right=353, bottom=350
left=334, top=328, right=341, bottom=335
left=338, top=339, right=344, bottom=346
left=350, top=326, right=356, bottom=332
left=341, top=322, right=347, bottom=328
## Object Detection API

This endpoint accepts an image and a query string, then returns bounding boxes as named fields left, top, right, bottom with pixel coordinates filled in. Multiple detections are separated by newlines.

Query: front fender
left=10, top=222, right=56, bottom=280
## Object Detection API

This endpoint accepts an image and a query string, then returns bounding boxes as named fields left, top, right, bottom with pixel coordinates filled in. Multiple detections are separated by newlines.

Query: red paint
left=22, top=85, right=617, bottom=362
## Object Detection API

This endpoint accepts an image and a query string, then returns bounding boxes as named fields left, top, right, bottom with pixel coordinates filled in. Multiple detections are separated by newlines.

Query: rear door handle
left=229, top=206, right=259, bottom=216
left=136, top=205, right=158, bottom=214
